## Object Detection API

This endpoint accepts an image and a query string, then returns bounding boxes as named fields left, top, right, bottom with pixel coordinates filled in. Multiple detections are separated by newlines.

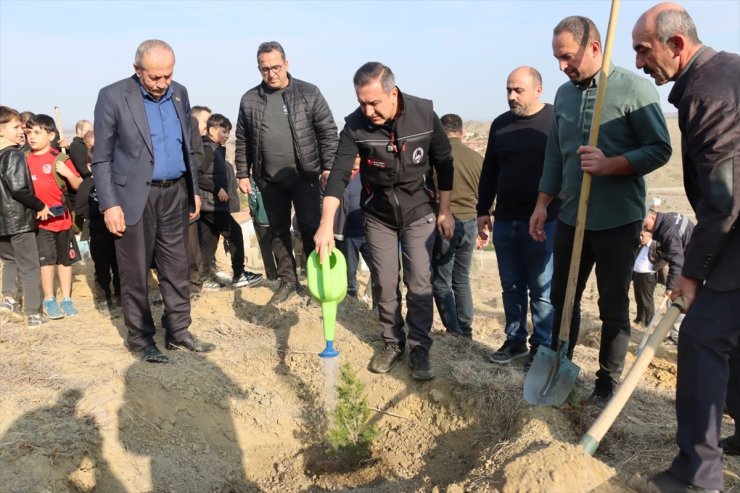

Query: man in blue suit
left=93, top=39, right=214, bottom=363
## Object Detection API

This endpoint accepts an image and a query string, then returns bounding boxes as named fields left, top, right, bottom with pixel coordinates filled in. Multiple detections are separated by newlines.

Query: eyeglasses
left=258, top=64, right=283, bottom=75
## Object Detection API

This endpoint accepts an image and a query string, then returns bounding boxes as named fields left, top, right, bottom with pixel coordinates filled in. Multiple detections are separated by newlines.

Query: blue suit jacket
left=92, top=75, right=199, bottom=225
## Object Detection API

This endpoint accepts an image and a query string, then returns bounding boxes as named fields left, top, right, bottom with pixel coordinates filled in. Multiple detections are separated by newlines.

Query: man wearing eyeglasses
left=314, top=62, right=455, bottom=381
left=235, top=41, right=338, bottom=305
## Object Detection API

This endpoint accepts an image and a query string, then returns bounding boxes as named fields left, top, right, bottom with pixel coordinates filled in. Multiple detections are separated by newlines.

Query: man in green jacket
left=529, top=15, right=671, bottom=407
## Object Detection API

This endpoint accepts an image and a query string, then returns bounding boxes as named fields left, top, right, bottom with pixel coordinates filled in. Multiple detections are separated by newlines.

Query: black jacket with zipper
left=325, top=91, right=453, bottom=229
left=0, top=146, right=44, bottom=236
left=234, top=74, right=338, bottom=186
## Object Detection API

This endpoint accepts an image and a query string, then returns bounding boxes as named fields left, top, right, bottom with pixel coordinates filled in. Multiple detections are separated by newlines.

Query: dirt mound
left=501, top=440, right=616, bottom=493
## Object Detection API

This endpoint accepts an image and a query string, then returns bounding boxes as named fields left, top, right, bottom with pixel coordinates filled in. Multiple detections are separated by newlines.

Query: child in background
left=335, top=155, right=373, bottom=300
left=0, top=106, right=49, bottom=326
left=198, top=114, right=262, bottom=288
left=76, top=139, right=120, bottom=317
left=25, top=114, right=82, bottom=319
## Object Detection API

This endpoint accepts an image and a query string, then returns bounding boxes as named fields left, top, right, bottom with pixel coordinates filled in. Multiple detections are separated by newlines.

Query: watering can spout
left=307, top=250, right=348, bottom=357
left=319, top=340, right=339, bottom=358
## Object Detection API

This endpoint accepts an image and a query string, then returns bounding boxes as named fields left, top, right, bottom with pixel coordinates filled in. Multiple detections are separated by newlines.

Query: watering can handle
left=322, top=251, right=330, bottom=296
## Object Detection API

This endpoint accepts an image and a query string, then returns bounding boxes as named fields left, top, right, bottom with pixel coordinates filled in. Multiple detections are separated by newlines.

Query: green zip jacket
left=539, top=64, right=672, bottom=230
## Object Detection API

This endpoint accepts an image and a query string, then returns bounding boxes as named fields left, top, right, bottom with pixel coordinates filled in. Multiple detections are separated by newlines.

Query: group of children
left=0, top=106, right=117, bottom=326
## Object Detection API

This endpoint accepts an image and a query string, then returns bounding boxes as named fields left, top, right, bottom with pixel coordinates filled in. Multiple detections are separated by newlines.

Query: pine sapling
left=325, top=362, right=378, bottom=463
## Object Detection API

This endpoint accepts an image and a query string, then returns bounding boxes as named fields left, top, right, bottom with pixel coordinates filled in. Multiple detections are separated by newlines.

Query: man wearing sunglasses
left=235, top=41, right=338, bottom=305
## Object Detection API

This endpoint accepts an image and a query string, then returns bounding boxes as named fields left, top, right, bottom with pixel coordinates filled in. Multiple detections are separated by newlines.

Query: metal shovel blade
left=524, top=345, right=580, bottom=406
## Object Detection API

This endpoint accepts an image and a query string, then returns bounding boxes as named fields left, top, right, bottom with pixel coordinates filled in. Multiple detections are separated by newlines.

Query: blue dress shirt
left=138, top=81, right=187, bottom=180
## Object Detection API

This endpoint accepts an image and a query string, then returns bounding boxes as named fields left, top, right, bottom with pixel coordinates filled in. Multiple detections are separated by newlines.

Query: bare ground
left=0, top=137, right=738, bottom=492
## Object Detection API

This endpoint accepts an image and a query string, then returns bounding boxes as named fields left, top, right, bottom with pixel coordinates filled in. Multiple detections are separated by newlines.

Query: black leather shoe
left=165, top=335, right=215, bottom=353
left=628, top=470, right=721, bottom=493
left=139, top=345, right=170, bottom=363
left=721, top=435, right=740, bottom=456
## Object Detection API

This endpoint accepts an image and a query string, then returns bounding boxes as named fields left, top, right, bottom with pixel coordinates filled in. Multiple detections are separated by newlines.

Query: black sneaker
left=523, top=346, right=538, bottom=372
left=489, top=340, right=528, bottom=364
left=27, top=313, right=47, bottom=327
left=369, top=343, right=404, bottom=374
left=233, top=271, right=263, bottom=288
left=0, top=297, right=24, bottom=322
left=589, top=384, right=614, bottom=409
left=268, top=280, right=297, bottom=305
left=720, top=435, right=740, bottom=456
left=409, top=347, right=434, bottom=381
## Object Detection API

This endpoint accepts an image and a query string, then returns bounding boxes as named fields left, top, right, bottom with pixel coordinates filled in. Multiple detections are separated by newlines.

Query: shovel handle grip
left=581, top=297, right=684, bottom=454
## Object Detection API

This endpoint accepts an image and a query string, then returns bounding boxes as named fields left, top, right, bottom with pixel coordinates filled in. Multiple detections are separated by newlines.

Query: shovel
left=306, top=249, right=348, bottom=358
left=635, top=295, right=671, bottom=355
left=581, top=298, right=684, bottom=454
left=524, top=0, right=621, bottom=406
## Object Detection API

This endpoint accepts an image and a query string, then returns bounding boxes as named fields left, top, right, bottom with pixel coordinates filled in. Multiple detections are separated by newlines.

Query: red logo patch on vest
left=367, top=158, right=387, bottom=169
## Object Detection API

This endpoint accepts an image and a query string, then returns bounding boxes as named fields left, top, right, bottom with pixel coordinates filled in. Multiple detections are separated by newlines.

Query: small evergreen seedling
left=326, top=362, right=378, bottom=464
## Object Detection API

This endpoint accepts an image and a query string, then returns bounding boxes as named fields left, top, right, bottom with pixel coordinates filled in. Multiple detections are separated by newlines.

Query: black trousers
left=632, top=271, right=657, bottom=325
left=550, top=220, right=641, bottom=391
left=116, top=179, right=191, bottom=352
left=253, top=222, right=277, bottom=280
left=198, top=211, right=245, bottom=280
left=187, top=220, right=201, bottom=294
left=89, top=216, right=120, bottom=302
left=260, top=174, right=321, bottom=284
left=670, top=286, right=740, bottom=490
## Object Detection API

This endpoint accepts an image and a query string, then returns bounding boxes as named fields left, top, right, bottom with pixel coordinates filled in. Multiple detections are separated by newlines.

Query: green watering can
left=306, top=249, right=348, bottom=358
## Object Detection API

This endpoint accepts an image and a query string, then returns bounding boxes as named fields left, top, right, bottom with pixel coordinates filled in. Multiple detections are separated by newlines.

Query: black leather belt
left=150, top=176, right=183, bottom=188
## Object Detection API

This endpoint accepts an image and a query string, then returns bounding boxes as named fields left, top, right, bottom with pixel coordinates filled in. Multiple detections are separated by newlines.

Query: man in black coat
left=630, top=3, right=740, bottom=492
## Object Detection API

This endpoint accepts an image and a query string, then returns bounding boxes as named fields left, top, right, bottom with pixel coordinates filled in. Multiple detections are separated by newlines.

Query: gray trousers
left=365, top=213, right=436, bottom=353
left=116, top=179, right=192, bottom=352
left=0, top=231, right=42, bottom=315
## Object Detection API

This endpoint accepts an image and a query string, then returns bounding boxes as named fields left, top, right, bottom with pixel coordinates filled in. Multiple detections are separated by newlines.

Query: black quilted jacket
left=234, top=74, right=338, bottom=185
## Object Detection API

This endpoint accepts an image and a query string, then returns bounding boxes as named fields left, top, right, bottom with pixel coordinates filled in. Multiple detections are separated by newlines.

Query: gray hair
left=75, top=119, right=92, bottom=133
left=655, top=9, right=701, bottom=44
left=134, top=39, right=174, bottom=67
left=257, top=41, right=286, bottom=61
left=353, top=62, right=396, bottom=94
left=554, top=16, right=601, bottom=46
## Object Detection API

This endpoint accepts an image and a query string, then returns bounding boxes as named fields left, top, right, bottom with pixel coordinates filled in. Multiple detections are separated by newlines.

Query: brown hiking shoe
left=369, top=344, right=403, bottom=373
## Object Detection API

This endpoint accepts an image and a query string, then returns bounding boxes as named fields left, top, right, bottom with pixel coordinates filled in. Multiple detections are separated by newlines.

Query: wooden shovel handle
left=581, top=297, right=684, bottom=454
left=53, top=106, right=66, bottom=146
left=557, top=0, right=621, bottom=348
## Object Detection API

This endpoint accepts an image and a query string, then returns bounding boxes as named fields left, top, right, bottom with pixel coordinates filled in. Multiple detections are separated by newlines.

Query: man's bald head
left=632, top=2, right=702, bottom=85
left=506, top=66, right=544, bottom=117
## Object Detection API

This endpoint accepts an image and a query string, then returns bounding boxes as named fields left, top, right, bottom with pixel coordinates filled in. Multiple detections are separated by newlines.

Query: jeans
left=339, top=235, right=371, bottom=297
left=432, top=218, right=477, bottom=336
left=492, top=219, right=555, bottom=349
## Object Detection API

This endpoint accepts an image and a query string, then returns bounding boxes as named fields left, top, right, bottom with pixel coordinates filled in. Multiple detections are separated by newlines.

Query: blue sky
left=1, top=0, right=738, bottom=130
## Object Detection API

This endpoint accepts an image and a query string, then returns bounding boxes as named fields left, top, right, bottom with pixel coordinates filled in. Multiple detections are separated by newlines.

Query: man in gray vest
left=313, top=62, right=454, bottom=381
